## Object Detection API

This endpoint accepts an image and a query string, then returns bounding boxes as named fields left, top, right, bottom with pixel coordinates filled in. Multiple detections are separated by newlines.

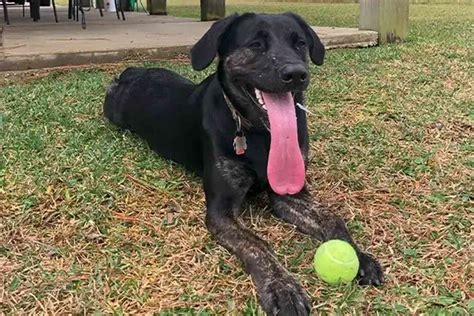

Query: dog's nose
left=279, top=64, right=308, bottom=86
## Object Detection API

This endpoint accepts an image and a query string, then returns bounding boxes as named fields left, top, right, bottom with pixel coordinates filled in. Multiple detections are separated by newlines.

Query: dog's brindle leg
left=269, top=188, right=384, bottom=285
left=205, top=158, right=311, bottom=315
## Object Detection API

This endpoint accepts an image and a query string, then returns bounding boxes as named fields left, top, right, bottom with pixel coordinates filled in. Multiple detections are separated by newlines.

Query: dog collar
left=223, top=93, right=249, bottom=155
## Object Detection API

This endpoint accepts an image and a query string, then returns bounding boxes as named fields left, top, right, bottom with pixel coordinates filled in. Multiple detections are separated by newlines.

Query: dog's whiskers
left=291, top=92, right=313, bottom=115
left=296, top=102, right=314, bottom=115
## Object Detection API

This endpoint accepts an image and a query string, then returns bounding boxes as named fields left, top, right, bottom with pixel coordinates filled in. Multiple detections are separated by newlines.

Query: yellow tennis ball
left=313, top=240, right=359, bottom=285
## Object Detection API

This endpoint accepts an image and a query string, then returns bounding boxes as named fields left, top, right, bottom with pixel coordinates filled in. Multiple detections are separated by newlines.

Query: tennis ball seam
left=323, top=244, right=358, bottom=266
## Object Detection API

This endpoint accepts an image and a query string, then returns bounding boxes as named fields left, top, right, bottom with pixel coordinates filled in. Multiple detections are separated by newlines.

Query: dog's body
left=105, top=68, right=308, bottom=192
left=105, top=68, right=204, bottom=174
left=104, top=13, right=383, bottom=315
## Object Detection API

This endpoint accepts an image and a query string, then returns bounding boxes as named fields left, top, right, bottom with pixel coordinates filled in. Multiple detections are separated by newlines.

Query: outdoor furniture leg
left=22, top=0, right=25, bottom=17
left=119, top=0, right=125, bottom=20
left=76, top=0, right=79, bottom=21
left=97, top=0, right=103, bottom=17
left=114, top=0, right=120, bottom=20
left=31, top=0, right=40, bottom=21
left=200, top=0, right=225, bottom=21
left=2, top=0, right=9, bottom=25
left=52, top=0, right=58, bottom=22
left=68, top=0, right=72, bottom=19
left=79, top=0, right=86, bottom=29
left=72, top=0, right=76, bottom=21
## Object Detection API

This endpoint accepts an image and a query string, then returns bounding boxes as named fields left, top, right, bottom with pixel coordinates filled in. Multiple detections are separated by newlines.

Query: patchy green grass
left=1, top=3, right=473, bottom=315
left=168, top=1, right=360, bottom=27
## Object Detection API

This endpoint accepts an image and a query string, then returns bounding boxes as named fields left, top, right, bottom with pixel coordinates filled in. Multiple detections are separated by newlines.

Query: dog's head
left=191, top=13, right=324, bottom=101
left=192, top=13, right=325, bottom=195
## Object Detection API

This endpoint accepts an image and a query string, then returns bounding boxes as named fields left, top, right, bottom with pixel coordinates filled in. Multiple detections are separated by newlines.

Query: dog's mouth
left=242, top=86, right=306, bottom=195
left=252, top=88, right=268, bottom=111
left=242, top=87, right=267, bottom=114
left=244, top=87, right=308, bottom=115
left=244, top=86, right=299, bottom=113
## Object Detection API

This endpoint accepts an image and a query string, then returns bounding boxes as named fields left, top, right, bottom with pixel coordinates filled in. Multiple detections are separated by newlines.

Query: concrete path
left=0, top=7, right=377, bottom=71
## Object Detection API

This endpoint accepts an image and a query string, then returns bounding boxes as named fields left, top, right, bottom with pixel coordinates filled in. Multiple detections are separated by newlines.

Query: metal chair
left=68, top=0, right=124, bottom=30
left=114, top=0, right=125, bottom=21
left=1, top=0, right=9, bottom=25
left=2, top=0, right=26, bottom=25
left=2, top=0, right=58, bottom=25
left=30, top=0, right=58, bottom=22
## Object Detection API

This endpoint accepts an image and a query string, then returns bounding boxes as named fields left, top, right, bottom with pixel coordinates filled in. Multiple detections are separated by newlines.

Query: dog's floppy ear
left=191, top=14, right=240, bottom=71
left=284, top=12, right=325, bottom=66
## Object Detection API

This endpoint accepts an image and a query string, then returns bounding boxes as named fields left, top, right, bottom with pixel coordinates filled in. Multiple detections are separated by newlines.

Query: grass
left=166, top=1, right=360, bottom=26
left=1, top=2, right=473, bottom=315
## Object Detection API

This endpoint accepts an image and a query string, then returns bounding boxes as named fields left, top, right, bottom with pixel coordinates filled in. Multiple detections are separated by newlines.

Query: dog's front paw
left=258, top=274, right=311, bottom=316
left=357, top=252, right=384, bottom=286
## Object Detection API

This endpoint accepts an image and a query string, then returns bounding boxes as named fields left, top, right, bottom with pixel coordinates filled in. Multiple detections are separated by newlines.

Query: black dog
left=104, top=13, right=383, bottom=315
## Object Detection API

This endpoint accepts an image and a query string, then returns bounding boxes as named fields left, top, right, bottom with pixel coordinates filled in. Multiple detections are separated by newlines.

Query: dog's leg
left=205, top=158, right=311, bottom=315
left=269, top=188, right=384, bottom=286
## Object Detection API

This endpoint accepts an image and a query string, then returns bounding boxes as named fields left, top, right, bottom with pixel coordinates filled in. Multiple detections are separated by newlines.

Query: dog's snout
left=279, top=64, right=308, bottom=86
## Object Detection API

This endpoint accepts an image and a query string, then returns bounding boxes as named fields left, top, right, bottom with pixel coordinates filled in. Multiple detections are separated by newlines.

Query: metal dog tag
left=233, top=132, right=247, bottom=155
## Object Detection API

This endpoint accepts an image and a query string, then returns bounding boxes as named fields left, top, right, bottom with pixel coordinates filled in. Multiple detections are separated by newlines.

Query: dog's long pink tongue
left=263, top=92, right=305, bottom=195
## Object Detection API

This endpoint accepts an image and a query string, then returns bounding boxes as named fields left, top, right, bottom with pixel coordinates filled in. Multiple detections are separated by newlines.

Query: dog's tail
left=103, top=74, right=125, bottom=128
left=106, top=75, right=120, bottom=96
left=104, top=76, right=120, bottom=119
left=104, top=67, right=150, bottom=128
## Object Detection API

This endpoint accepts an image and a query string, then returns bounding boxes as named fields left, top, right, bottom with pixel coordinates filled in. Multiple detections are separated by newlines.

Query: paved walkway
left=0, top=7, right=377, bottom=71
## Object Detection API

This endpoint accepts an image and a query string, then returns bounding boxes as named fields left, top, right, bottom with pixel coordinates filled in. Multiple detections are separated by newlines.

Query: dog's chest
left=240, top=131, right=271, bottom=183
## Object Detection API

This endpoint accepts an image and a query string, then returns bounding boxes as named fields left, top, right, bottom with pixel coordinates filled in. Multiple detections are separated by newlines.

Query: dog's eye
left=296, top=39, right=307, bottom=48
left=249, top=40, right=264, bottom=49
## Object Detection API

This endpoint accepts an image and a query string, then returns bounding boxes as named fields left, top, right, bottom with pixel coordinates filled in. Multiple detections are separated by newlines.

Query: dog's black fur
left=104, top=13, right=383, bottom=315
